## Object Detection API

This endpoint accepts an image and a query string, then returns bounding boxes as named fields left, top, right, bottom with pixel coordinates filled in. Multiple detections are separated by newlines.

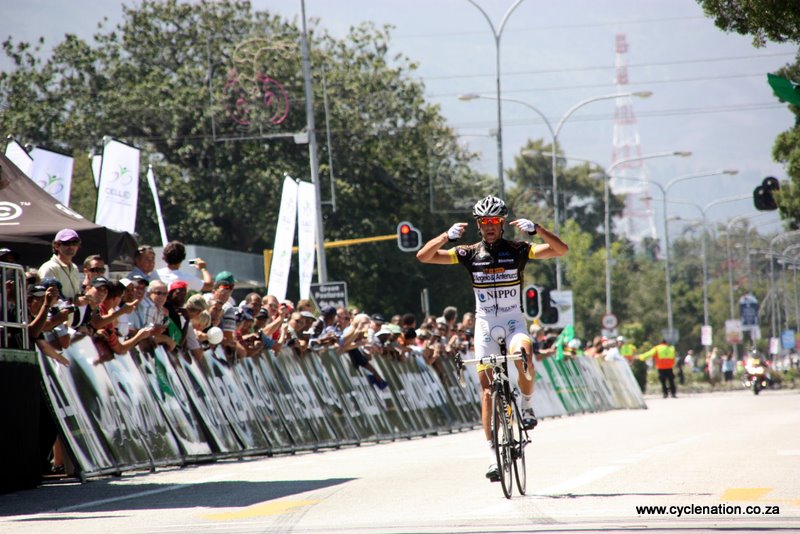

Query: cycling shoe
left=485, top=463, right=500, bottom=482
left=521, top=408, right=538, bottom=430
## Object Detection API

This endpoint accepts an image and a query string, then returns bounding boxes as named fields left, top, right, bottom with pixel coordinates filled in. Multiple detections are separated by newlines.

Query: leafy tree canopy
left=697, top=0, right=800, bottom=47
left=0, top=0, right=484, bottom=315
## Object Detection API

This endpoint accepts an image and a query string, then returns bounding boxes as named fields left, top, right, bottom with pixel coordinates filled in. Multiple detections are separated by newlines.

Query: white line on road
left=534, top=433, right=707, bottom=496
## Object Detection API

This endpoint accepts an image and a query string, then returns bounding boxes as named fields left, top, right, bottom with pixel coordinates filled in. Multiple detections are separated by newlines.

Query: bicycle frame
left=455, top=340, right=531, bottom=498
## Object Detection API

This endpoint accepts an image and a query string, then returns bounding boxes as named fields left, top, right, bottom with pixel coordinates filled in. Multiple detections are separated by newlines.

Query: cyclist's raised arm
left=416, top=222, right=467, bottom=265
left=509, top=219, right=569, bottom=259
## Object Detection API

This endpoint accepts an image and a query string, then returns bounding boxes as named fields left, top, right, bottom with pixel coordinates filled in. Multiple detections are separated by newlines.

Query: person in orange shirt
left=637, top=340, right=677, bottom=398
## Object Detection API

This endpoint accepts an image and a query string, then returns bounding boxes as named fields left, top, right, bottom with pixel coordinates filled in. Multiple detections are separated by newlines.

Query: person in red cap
left=38, top=228, right=82, bottom=300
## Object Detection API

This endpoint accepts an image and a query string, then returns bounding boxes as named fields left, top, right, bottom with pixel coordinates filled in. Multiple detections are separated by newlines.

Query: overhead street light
left=461, top=91, right=654, bottom=290
left=582, top=151, right=692, bottom=320
left=462, top=0, right=526, bottom=200
left=614, top=169, right=738, bottom=341
left=675, top=194, right=751, bottom=342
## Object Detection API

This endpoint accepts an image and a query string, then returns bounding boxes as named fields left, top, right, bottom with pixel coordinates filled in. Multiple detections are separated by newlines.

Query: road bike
left=454, top=328, right=532, bottom=499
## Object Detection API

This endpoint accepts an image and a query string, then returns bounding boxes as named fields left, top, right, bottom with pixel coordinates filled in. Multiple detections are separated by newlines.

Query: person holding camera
left=339, top=313, right=388, bottom=389
left=94, top=281, right=159, bottom=363
left=156, top=240, right=213, bottom=293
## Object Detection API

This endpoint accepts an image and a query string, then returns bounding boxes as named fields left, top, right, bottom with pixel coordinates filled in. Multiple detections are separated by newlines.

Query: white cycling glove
left=447, top=223, right=465, bottom=242
left=516, top=219, right=537, bottom=235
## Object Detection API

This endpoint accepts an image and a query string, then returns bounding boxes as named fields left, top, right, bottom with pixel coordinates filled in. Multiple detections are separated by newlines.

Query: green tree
left=697, top=0, right=800, bottom=225
left=696, top=0, right=800, bottom=47
left=0, top=0, right=482, bottom=315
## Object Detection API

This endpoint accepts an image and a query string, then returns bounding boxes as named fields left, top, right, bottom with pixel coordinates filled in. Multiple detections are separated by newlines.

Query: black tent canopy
left=0, top=151, right=138, bottom=271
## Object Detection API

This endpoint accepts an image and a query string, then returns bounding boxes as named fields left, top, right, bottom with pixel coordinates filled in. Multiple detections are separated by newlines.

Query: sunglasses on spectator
left=59, top=240, right=81, bottom=246
left=150, top=290, right=167, bottom=296
left=478, top=217, right=504, bottom=226
left=87, top=267, right=105, bottom=273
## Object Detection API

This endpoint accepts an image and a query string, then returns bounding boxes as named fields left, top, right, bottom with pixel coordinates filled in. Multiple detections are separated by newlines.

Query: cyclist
left=416, top=195, right=568, bottom=482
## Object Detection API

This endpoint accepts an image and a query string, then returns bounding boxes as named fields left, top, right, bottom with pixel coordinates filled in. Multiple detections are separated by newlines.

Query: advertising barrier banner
left=37, top=336, right=647, bottom=481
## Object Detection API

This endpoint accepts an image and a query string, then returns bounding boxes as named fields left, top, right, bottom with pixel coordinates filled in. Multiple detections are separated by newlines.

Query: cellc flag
left=95, top=139, right=140, bottom=233
left=146, top=165, right=169, bottom=247
left=4, top=139, right=33, bottom=178
left=91, top=154, right=102, bottom=188
left=296, top=180, right=317, bottom=300
left=30, top=147, right=74, bottom=206
left=267, top=176, right=298, bottom=301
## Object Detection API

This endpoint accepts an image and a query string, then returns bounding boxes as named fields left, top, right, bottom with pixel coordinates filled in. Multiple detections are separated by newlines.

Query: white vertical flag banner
left=146, top=165, right=169, bottom=246
left=91, top=154, right=102, bottom=188
left=30, top=147, right=74, bottom=206
left=296, top=180, right=317, bottom=300
left=95, top=139, right=140, bottom=233
left=267, top=177, right=299, bottom=301
left=5, top=139, right=33, bottom=177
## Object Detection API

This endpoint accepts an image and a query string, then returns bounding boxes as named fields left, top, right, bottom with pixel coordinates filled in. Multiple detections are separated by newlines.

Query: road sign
left=601, top=313, right=618, bottom=330
left=662, top=328, right=679, bottom=345
left=701, top=325, right=713, bottom=346
left=781, top=329, right=796, bottom=350
left=739, top=294, right=759, bottom=328
left=725, top=319, right=742, bottom=344
left=309, top=281, right=348, bottom=310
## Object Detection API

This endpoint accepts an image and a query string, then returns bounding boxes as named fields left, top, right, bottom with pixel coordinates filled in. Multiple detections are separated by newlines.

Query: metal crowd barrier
left=33, top=340, right=646, bottom=481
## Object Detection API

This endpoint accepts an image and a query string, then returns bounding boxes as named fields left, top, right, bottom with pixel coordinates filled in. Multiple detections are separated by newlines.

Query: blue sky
left=2, top=0, right=794, bottom=235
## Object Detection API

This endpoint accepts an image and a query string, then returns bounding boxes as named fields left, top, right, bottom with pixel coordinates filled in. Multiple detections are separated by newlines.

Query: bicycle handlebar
left=454, top=352, right=532, bottom=388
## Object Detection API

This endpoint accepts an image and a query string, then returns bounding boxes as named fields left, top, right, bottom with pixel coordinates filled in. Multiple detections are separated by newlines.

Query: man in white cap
left=38, top=228, right=83, bottom=300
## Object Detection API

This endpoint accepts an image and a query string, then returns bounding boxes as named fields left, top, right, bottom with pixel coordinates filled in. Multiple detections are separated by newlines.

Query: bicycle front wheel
left=492, top=390, right=513, bottom=499
left=511, top=399, right=527, bottom=495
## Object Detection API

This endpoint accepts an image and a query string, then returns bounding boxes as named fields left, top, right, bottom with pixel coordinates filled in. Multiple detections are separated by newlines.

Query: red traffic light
left=526, top=288, right=537, bottom=299
left=396, top=221, right=421, bottom=252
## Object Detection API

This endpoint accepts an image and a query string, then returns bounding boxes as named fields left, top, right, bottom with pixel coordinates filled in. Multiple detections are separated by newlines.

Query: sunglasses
left=60, top=240, right=81, bottom=246
left=150, top=291, right=167, bottom=296
left=87, top=267, right=105, bottom=273
left=478, top=217, right=504, bottom=226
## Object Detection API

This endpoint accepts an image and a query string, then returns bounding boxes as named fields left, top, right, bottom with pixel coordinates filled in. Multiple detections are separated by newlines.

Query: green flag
left=767, top=73, right=800, bottom=107
left=554, top=324, right=574, bottom=361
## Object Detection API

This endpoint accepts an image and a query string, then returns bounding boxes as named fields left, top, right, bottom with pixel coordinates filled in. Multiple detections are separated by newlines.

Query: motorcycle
left=742, top=360, right=771, bottom=395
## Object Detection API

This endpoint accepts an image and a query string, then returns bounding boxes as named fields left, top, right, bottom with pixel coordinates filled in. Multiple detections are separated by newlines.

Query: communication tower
left=610, top=34, right=657, bottom=246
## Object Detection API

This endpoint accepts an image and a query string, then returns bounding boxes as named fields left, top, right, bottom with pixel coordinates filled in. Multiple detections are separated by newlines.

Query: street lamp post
left=766, top=231, right=800, bottom=338
left=722, top=213, right=774, bottom=325
left=464, top=0, right=525, bottom=199
left=599, top=152, right=694, bottom=317
left=614, top=168, right=737, bottom=340
left=672, top=194, right=750, bottom=342
left=459, top=91, right=653, bottom=290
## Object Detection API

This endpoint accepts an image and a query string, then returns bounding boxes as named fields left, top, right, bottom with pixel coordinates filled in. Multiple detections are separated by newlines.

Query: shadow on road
left=0, top=478, right=354, bottom=518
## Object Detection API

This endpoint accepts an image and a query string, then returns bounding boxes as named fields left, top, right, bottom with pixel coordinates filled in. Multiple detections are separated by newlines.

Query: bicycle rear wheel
left=492, top=390, right=513, bottom=499
left=511, top=399, right=527, bottom=495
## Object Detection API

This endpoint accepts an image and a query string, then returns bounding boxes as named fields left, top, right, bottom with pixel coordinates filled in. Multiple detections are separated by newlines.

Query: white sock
left=522, top=393, right=534, bottom=411
left=487, top=440, right=496, bottom=463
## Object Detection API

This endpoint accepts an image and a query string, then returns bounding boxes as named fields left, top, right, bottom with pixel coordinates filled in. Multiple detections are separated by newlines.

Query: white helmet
left=472, top=195, right=508, bottom=219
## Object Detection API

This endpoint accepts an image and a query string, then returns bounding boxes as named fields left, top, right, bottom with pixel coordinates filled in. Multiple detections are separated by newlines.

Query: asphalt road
left=1, top=389, right=799, bottom=533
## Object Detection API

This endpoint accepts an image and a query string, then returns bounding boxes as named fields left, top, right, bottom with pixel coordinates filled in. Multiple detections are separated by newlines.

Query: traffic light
left=754, top=176, right=780, bottom=211
left=539, top=287, right=559, bottom=325
left=396, top=221, right=421, bottom=252
left=524, top=285, right=542, bottom=319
